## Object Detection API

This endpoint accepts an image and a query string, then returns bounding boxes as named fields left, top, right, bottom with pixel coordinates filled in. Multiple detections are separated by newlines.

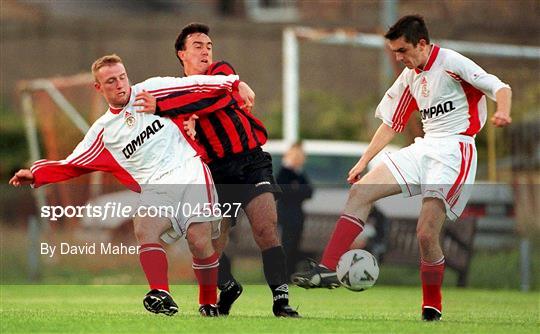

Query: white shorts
left=383, top=135, right=477, bottom=221
left=137, top=157, right=221, bottom=244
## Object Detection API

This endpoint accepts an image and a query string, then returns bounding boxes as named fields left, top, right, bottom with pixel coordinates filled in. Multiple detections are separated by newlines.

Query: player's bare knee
left=416, top=224, right=439, bottom=247
left=417, top=230, right=433, bottom=247
left=133, top=219, right=156, bottom=244
left=252, top=224, right=279, bottom=249
left=345, top=185, right=372, bottom=219
left=188, top=237, right=210, bottom=255
left=187, top=232, right=211, bottom=255
left=348, top=184, right=372, bottom=207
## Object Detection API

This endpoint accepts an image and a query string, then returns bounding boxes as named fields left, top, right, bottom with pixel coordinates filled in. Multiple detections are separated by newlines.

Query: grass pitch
left=1, top=285, right=538, bottom=333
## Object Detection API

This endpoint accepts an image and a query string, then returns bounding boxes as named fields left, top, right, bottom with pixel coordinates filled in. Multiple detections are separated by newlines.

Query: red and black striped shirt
left=156, top=61, right=268, bottom=163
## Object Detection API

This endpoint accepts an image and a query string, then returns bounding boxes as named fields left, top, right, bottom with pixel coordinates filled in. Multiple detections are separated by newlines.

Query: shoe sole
left=422, top=307, right=442, bottom=321
left=291, top=276, right=340, bottom=289
left=143, top=295, right=178, bottom=316
left=274, top=312, right=301, bottom=318
left=200, top=312, right=219, bottom=317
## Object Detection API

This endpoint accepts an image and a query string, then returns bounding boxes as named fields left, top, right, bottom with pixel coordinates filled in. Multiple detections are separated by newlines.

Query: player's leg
left=282, top=220, right=303, bottom=279
left=212, top=217, right=231, bottom=255
left=417, top=137, right=477, bottom=321
left=416, top=138, right=477, bottom=321
left=417, top=198, right=446, bottom=321
left=187, top=221, right=220, bottom=317
left=323, top=163, right=402, bottom=269
left=244, top=192, right=280, bottom=250
left=292, top=163, right=401, bottom=289
left=244, top=192, right=299, bottom=317
left=133, top=216, right=178, bottom=316
left=212, top=217, right=243, bottom=315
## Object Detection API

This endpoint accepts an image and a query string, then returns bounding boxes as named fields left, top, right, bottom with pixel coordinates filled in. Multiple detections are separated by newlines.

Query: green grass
left=1, top=285, right=538, bottom=333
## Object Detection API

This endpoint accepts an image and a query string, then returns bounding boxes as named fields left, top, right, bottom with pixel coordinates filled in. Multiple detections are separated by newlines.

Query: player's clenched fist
left=491, top=111, right=512, bottom=127
left=347, top=160, right=367, bottom=184
left=9, top=169, right=34, bottom=187
left=183, top=114, right=199, bottom=140
left=133, top=90, right=157, bottom=114
left=238, top=81, right=255, bottom=112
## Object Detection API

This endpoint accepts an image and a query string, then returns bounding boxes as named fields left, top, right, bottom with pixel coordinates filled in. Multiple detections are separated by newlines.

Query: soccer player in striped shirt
left=9, top=54, right=255, bottom=317
left=151, top=23, right=299, bottom=317
left=291, top=15, right=512, bottom=321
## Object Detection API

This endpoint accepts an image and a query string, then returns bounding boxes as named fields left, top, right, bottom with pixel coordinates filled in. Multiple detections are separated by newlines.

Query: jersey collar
left=415, top=44, right=440, bottom=74
left=109, top=106, right=123, bottom=114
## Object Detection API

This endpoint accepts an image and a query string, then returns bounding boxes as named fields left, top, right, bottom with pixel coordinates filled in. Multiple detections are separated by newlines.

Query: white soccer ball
left=336, top=249, right=379, bottom=291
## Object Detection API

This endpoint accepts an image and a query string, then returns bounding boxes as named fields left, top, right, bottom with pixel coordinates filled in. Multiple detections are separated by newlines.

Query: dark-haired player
left=148, top=23, right=299, bottom=317
left=292, top=15, right=512, bottom=321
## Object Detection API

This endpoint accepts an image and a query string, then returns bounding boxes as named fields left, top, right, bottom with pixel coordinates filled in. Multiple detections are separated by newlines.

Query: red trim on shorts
left=447, top=143, right=466, bottom=202
left=425, top=189, right=459, bottom=219
left=450, top=143, right=473, bottom=207
left=202, top=163, right=216, bottom=206
left=386, top=154, right=412, bottom=196
left=201, top=161, right=214, bottom=205
left=447, top=143, right=473, bottom=207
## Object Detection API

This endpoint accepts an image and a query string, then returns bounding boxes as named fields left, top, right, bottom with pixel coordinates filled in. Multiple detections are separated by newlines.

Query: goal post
left=282, top=25, right=540, bottom=173
left=282, top=26, right=540, bottom=291
left=16, top=73, right=105, bottom=228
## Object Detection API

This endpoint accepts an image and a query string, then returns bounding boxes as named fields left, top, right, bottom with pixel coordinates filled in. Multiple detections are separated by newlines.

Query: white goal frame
left=282, top=26, right=540, bottom=144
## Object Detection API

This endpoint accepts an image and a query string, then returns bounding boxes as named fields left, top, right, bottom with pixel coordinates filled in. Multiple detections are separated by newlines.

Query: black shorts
left=208, top=147, right=282, bottom=210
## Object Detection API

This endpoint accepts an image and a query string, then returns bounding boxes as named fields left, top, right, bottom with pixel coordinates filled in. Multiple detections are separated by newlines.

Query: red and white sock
left=139, top=243, right=169, bottom=292
left=193, top=252, right=219, bottom=305
left=321, top=214, right=364, bottom=271
left=420, top=257, right=445, bottom=313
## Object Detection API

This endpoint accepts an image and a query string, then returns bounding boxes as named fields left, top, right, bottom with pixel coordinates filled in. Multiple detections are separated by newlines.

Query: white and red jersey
left=30, top=74, right=239, bottom=192
left=375, top=45, right=509, bottom=137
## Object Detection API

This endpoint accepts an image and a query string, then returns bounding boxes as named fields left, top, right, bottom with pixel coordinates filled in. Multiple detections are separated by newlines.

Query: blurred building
left=1, top=0, right=538, bottom=180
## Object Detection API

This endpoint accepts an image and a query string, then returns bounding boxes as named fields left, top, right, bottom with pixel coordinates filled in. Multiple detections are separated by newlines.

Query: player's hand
left=491, top=111, right=512, bottom=127
left=183, top=114, right=199, bottom=140
left=347, top=160, right=367, bottom=184
left=9, top=169, right=34, bottom=187
left=238, top=81, right=255, bottom=112
left=133, top=90, right=156, bottom=114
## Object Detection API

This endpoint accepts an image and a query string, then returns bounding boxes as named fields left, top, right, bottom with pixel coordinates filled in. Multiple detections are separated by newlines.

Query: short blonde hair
left=91, top=54, right=123, bottom=82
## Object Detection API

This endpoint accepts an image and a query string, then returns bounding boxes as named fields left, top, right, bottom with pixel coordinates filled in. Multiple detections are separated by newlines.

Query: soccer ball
left=336, top=249, right=379, bottom=291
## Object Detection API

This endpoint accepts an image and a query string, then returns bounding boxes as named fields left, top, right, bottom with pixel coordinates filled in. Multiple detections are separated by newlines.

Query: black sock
left=218, top=253, right=235, bottom=290
left=262, top=246, right=289, bottom=306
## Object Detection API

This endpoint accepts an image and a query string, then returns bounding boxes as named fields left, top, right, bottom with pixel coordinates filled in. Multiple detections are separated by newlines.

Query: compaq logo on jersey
left=421, top=101, right=456, bottom=120
left=29, top=74, right=240, bottom=191
left=122, top=120, right=164, bottom=159
left=375, top=44, right=509, bottom=137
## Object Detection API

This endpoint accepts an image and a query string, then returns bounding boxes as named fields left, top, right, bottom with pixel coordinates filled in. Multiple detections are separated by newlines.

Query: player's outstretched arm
left=347, top=123, right=397, bottom=184
left=137, top=79, right=254, bottom=117
left=9, top=169, right=34, bottom=187
left=491, top=87, right=512, bottom=127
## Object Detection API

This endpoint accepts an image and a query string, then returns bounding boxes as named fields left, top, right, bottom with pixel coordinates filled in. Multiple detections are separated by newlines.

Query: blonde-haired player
left=10, top=54, right=254, bottom=317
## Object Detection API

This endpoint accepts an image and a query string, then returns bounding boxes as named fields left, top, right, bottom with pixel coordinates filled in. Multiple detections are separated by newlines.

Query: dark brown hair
left=384, top=15, right=430, bottom=46
left=174, top=23, right=210, bottom=66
